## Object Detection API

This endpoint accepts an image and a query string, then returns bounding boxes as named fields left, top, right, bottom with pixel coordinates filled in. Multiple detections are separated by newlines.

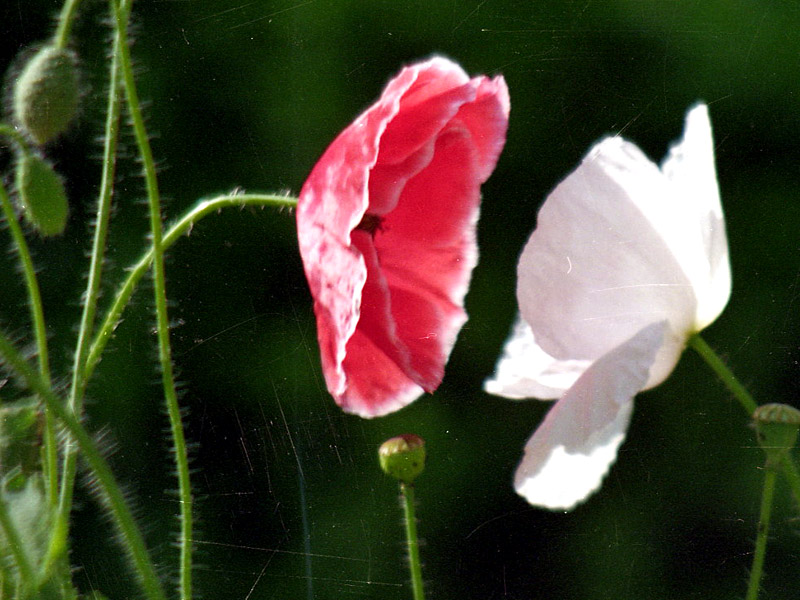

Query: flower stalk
left=112, top=0, right=192, bottom=596
left=0, top=331, right=167, bottom=600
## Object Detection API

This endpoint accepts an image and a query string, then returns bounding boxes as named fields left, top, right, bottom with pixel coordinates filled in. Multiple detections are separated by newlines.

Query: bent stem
left=745, top=465, right=777, bottom=600
left=53, top=0, right=85, bottom=48
left=0, top=332, right=167, bottom=600
left=54, top=31, right=123, bottom=566
left=0, top=180, right=59, bottom=509
left=400, top=482, right=425, bottom=600
left=688, top=334, right=800, bottom=508
left=113, top=0, right=192, bottom=596
left=85, top=192, right=297, bottom=382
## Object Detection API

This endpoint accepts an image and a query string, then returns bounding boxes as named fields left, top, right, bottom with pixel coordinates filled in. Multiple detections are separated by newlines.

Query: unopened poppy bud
left=15, top=153, right=69, bottom=236
left=753, top=403, right=800, bottom=466
left=378, top=434, right=426, bottom=484
left=13, top=45, right=80, bottom=145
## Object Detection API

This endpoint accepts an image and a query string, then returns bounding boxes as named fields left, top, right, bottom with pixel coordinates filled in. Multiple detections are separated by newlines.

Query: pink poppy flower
left=297, top=57, right=509, bottom=418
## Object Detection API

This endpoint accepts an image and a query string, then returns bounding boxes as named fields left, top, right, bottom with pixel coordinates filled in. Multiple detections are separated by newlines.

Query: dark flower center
left=355, top=212, right=384, bottom=236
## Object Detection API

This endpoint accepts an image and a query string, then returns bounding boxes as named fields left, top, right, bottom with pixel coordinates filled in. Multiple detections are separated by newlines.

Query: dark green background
left=2, top=1, right=799, bottom=599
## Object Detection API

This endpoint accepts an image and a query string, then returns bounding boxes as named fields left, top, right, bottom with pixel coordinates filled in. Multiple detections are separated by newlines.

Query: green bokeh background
left=2, top=1, right=799, bottom=599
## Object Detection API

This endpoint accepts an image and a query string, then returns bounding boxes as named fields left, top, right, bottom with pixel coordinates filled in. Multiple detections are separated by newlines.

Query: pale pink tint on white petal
left=514, top=321, right=666, bottom=510
left=660, top=104, right=731, bottom=329
left=517, top=136, right=696, bottom=389
left=483, top=315, right=590, bottom=400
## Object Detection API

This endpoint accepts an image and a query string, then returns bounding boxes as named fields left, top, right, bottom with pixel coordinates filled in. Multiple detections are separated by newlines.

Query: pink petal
left=514, top=321, right=665, bottom=510
left=376, top=126, right=480, bottom=389
left=297, top=57, right=509, bottom=417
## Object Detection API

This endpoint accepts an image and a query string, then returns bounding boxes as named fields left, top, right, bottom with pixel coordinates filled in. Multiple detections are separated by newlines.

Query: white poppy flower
left=485, top=104, right=730, bottom=510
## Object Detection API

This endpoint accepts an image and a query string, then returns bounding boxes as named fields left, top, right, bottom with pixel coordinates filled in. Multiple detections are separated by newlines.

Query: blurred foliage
left=1, top=1, right=799, bottom=599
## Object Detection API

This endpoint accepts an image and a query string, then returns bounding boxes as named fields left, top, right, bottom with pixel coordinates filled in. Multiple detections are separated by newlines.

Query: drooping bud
left=15, top=153, right=69, bottom=236
left=378, top=434, right=426, bottom=485
left=12, top=45, right=80, bottom=145
left=753, top=403, right=800, bottom=466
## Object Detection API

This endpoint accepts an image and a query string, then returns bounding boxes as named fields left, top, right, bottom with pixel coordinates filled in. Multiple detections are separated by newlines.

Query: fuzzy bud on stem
left=13, top=45, right=79, bottom=145
left=753, top=403, right=800, bottom=467
left=15, top=153, right=69, bottom=236
left=378, top=434, right=426, bottom=485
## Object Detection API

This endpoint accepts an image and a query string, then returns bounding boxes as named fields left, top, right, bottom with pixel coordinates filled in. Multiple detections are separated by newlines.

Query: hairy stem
left=53, top=37, right=123, bottom=565
left=687, top=335, right=757, bottom=414
left=0, top=332, right=167, bottom=600
left=0, top=180, right=59, bottom=509
left=689, top=334, right=800, bottom=508
left=85, top=193, right=297, bottom=382
left=745, top=465, right=777, bottom=600
left=400, top=483, right=425, bottom=600
left=54, top=0, right=85, bottom=49
left=113, top=0, right=192, bottom=594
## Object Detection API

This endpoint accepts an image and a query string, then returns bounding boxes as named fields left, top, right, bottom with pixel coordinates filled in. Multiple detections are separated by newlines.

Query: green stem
left=687, top=334, right=757, bottom=414
left=400, top=483, right=425, bottom=600
left=689, top=334, right=800, bottom=508
left=778, top=453, right=800, bottom=510
left=0, top=491, right=36, bottom=593
left=53, top=0, right=84, bottom=49
left=0, top=123, right=32, bottom=151
left=0, top=179, right=59, bottom=510
left=0, top=332, right=167, bottom=600
left=112, top=0, right=191, bottom=594
left=745, top=465, right=777, bottom=600
left=53, top=38, right=123, bottom=565
left=85, top=192, right=297, bottom=383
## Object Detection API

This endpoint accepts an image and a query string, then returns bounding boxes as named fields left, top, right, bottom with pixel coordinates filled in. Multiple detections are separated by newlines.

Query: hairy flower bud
left=13, top=45, right=80, bottom=145
left=15, top=153, right=69, bottom=236
left=753, top=403, right=800, bottom=466
left=378, top=434, right=426, bottom=484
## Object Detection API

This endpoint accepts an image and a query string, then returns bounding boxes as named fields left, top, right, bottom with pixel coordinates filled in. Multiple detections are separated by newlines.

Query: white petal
left=483, top=315, right=590, bottom=399
left=514, top=321, right=665, bottom=510
left=518, top=135, right=695, bottom=388
left=660, top=104, right=731, bottom=329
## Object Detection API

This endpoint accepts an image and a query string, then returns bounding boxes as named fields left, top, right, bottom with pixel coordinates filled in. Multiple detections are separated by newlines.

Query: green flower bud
left=13, top=45, right=80, bottom=145
left=15, top=153, right=69, bottom=236
left=753, top=403, right=800, bottom=466
left=378, top=434, right=426, bottom=484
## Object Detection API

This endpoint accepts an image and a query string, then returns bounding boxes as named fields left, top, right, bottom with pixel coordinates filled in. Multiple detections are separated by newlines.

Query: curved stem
left=85, top=192, right=297, bottom=383
left=53, top=0, right=84, bottom=49
left=53, top=37, right=123, bottom=564
left=400, top=482, right=425, bottom=600
left=0, top=123, right=32, bottom=151
left=687, top=335, right=757, bottom=414
left=0, top=332, right=167, bottom=600
left=113, top=0, right=191, bottom=594
left=0, top=181, right=58, bottom=509
left=745, top=466, right=777, bottom=600
left=689, top=334, right=800, bottom=509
